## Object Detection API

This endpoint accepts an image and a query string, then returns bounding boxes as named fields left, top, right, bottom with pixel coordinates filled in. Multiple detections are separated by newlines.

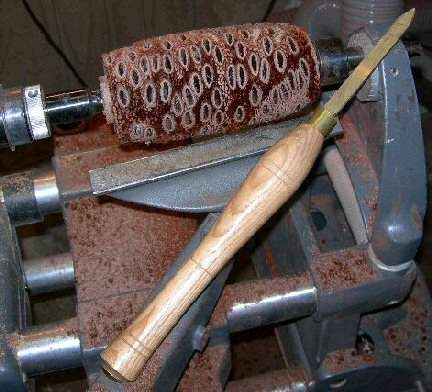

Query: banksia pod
left=100, top=23, right=320, bottom=145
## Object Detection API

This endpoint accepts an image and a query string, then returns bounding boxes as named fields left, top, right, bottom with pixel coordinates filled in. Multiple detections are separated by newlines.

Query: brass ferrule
left=310, top=107, right=337, bottom=137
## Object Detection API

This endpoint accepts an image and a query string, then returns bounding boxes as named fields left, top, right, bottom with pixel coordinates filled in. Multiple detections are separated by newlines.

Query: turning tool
left=100, top=9, right=415, bottom=382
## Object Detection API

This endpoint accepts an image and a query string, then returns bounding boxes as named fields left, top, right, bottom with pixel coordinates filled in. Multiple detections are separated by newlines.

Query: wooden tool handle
left=101, top=124, right=324, bottom=382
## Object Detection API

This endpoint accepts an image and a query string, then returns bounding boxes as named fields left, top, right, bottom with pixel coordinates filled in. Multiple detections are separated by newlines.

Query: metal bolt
left=28, top=89, right=38, bottom=98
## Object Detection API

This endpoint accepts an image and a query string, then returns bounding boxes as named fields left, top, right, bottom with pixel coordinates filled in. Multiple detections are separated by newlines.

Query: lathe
left=0, top=3, right=430, bottom=392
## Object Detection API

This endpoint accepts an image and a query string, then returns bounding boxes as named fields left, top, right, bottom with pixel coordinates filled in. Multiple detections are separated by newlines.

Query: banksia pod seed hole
left=263, top=37, right=273, bottom=56
left=300, top=58, right=310, bottom=77
left=151, top=55, right=161, bottom=72
left=227, top=65, right=236, bottom=90
left=160, top=79, right=172, bottom=103
left=200, top=102, right=212, bottom=122
left=190, top=45, right=202, bottom=63
left=182, top=110, right=195, bottom=128
left=162, top=113, right=176, bottom=133
left=280, top=83, right=290, bottom=100
left=200, top=124, right=210, bottom=135
left=237, top=64, right=247, bottom=89
left=143, top=82, right=157, bottom=108
left=179, top=47, right=189, bottom=68
left=259, top=58, right=270, bottom=84
left=235, top=41, right=246, bottom=59
left=202, top=38, right=212, bottom=55
left=224, top=33, right=234, bottom=46
left=249, top=53, right=260, bottom=76
left=274, top=50, right=286, bottom=73
left=104, top=54, right=112, bottom=65
left=128, top=51, right=137, bottom=62
left=190, top=73, right=203, bottom=96
left=172, top=93, right=184, bottom=116
left=117, top=87, right=130, bottom=108
left=140, top=56, right=150, bottom=75
left=211, top=88, right=223, bottom=109
left=163, top=41, right=172, bottom=50
left=249, top=84, right=262, bottom=107
left=130, top=123, right=143, bottom=141
left=287, top=36, right=299, bottom=55
left=297, top=71, right=304, bottom=89
left=287, top=70, right=296, bottom=89
left=213, top=109, right=225, bottom=126
left=214, top=46, right=224, bottom=64
left=163, top=54, right=174, bottom=74
left=272, top=88, right=279, bottom=104
left=130, top=68, right=142, bottom=88
left=234, top=105, right=245, bottom=122
left=116, top=62, right=127, bottom=78
left=202, top=64, right=213, bottom=88
left=143, top=127, right=157, bottom=143
left=240, top=30, right=249, bottom=39
left=183, top=85, right=196, bottom=108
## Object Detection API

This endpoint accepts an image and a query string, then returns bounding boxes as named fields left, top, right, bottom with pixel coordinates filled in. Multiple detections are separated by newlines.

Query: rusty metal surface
left=225, top=368, right=308, bottom=392
left=78, top=292, right=147, bottom=351
left=68, top=200, right=197, bottom=390
left=383, top=276, right=432, bottom=373
left=178, top=328, right=292, bottom=392
left=320, top=348, right=376, bottom=375
left=65, top=197, right=197, bottom=302
left=177, top=345, right=231, bottom=392
left=337, top=114, right=379, bottom=237
left=318, top=275, right=432, bottom=386
left=68, top=199, right=196, bottom=391
left=124, top=320, right=201, bottom=392
left=312, top=246, right=375, bottom=293
left=179, top=274, right=314, bottom=391
left=230, top=328, right=286, bottom=381
left=56, top=117, right=198, bottom=301
left=84, top=288, right=209, bottom=392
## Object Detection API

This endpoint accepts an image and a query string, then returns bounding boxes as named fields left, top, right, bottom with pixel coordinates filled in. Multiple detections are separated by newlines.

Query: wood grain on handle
left=101, top=124, right=324, bottom=382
